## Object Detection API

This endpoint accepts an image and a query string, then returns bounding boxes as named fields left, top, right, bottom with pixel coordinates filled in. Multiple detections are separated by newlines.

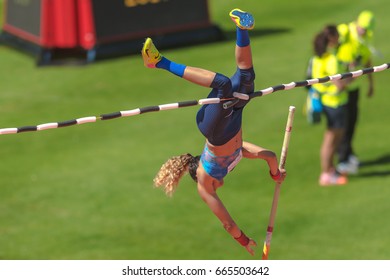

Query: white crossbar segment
left=329, top=74, right=342, bottom=81
left=198, top=98, right=220, bottom=105
left=159, top=103, right=179, bottom=110
left=351, top=70, right=363, bottom=77
left=283, top=82, right=296, bottom=90
left=233, top=92, right=250, bottom=100
left=37, top=123, right=59, bottom=131
left=76, top=117, right=97, bottom=124
left=374, top=63, right=388, bottom=72
left=120, top=109, right=141, bottom=117
left=307, top=78, right=319, bottom=85
left=0, top=128, right=18, bottom=134
left=261, top=87, right=274, bottom=95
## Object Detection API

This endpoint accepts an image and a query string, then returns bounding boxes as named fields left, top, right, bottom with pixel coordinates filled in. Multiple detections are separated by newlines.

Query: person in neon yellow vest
left=336, top=11, right=376, bottom=175
left=311, top=25, right=352, bottom=186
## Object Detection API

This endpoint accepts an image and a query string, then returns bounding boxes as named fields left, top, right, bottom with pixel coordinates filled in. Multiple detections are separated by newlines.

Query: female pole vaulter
left=143, top=9, right=286, bottom=256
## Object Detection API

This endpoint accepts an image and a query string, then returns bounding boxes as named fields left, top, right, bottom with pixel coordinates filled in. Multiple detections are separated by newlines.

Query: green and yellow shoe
left=229, top=9, right=255, bottom=30
left=142, top=38, right=162, bottom=68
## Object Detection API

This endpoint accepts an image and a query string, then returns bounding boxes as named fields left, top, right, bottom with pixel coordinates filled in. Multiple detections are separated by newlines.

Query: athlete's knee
left=237, top=67, right=255, bottom=94
left=211, top=73, right=231, bottom=89
left=210, top=73, right=232, bottom=98
left=240, top=67, right=255, bottom=84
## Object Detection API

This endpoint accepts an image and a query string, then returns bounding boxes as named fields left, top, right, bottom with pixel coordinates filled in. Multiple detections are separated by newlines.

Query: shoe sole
left=320, top=182, right=347, bottom=187
left=229, top=9, right=255, bottom=30
left=319, top=178, right=348, bottom=186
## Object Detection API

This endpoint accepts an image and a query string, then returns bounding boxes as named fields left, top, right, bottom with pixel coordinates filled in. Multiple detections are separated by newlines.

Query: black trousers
left=338, top=88, right=359, bottom=163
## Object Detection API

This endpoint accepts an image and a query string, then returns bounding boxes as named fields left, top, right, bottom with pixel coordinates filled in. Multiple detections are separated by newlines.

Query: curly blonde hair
left=154, top=153, right=199, bottom=197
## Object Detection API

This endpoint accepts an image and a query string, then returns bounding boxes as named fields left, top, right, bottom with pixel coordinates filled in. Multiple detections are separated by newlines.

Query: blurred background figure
left=336, top=10, right=376, bottom=175
left=310, top=25, right=351, bottom=186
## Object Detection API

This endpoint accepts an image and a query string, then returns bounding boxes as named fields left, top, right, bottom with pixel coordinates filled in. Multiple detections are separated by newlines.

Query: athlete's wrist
left=270, top=169, right=281, bottom=181
left=234, top=230, right=250, bottom=246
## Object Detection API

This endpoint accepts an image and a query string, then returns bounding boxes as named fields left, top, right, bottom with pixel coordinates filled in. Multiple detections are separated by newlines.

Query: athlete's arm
left=242, top=141, right=286, bottom=183
left=196, top=166, right=257, bottom=255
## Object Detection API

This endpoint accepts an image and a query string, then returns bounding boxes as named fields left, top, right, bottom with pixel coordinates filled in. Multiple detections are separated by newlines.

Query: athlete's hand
left=270, top=168, right=287, bottom=183
left=244, top=238, right=257, bottom=256
left=277, top=169, right=287, bottom=183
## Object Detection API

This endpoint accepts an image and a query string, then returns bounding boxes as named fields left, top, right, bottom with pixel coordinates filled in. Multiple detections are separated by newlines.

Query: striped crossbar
left=0, top=63, right=389, bottom=135
left=0, top=98, right=222, bottom=135
left=248, top=63, right=390, bottom=99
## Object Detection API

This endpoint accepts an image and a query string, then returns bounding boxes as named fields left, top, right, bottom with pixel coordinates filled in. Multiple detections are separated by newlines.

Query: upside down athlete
left=142, top=9, right=286, bottom=256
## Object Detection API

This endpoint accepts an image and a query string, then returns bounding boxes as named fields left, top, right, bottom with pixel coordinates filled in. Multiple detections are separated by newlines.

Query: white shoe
left=337, top=162, right=358, bottom=175
left=348, top=155, right=360, bottom=167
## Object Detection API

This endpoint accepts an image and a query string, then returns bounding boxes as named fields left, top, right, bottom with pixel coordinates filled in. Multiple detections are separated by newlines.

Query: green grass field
left=0, top=0, right=389, bottom=260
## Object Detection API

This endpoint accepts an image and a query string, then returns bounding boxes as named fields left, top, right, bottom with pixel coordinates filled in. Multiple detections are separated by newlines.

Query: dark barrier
left=0, top=0, right=223, bottom=64
left=91, top=0, right=211, bottom=43
left=4, top=0, right=41, bottom=39
left=81, top=0, right=223, bottom=60
left=2, top=0, right=78, bottom=48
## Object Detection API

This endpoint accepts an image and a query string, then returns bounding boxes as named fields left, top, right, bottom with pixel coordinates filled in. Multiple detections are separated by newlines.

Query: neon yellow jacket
left=337, top=22, right=373, bottom=68
left=311, top=53, right=347, bottom=108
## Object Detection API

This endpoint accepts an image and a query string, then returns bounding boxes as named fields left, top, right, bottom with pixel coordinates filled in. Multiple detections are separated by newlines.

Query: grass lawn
left=0, top=0, right=389, bottom=260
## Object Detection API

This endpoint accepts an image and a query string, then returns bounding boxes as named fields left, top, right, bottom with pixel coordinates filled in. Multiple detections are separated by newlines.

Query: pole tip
left=289, top=106, right=296, bottom=112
